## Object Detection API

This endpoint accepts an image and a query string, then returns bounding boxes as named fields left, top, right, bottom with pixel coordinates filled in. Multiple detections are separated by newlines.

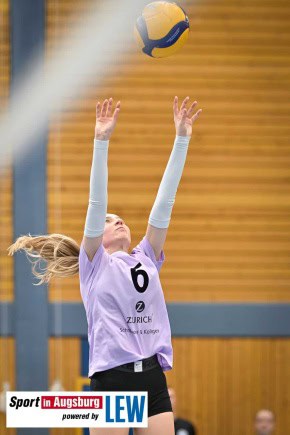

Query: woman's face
left=102, top=214, right=131, bottom=250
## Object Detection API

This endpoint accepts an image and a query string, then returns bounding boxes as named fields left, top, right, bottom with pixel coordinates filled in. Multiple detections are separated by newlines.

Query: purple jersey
left=79, top=235, right=173, bottom=377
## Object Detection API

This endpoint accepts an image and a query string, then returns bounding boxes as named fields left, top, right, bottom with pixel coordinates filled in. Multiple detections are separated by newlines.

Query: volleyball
left=134, top=1, right=190, bottom=58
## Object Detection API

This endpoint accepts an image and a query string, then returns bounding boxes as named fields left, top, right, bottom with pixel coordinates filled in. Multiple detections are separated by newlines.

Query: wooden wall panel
left=0, top=2, right=14, bottom=432
left=0, top=0, right=13, bottom=301
left=167, top=338, right=290, bottom=435
left=46, top=0, right=290, bottom=303
left=0, top=338, right=15, bottom=434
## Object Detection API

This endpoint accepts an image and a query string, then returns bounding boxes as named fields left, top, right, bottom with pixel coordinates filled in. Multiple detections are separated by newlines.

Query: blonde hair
left=7, top=233, right=80, bottom=285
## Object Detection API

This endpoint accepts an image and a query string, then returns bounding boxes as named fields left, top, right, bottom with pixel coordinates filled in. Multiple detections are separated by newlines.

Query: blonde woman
left=8, top=96, right=202, bottom=434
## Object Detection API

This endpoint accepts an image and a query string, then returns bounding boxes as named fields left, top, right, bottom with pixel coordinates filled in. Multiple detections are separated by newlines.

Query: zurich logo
left=135, top=301, right=145, bottom=312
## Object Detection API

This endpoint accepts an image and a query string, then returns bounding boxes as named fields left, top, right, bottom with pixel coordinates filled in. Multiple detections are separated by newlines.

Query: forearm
left=84, top=138, right=109, bottom=237
left=148, top=135, right=190, bottom=229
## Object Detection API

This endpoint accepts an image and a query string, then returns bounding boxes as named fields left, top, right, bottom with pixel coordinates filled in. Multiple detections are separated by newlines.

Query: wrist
left=175, top=135, right=191, bottom=144
left=95, top=134, right=110, bottom=141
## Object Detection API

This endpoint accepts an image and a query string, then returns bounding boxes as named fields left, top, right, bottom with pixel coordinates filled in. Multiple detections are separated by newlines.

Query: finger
left=106, top=97, right=113, bottom=117
left=96, top=101, right=101, bottom=118
left=173, top=96, right=178, bottom=117
left=181, top=108, right=187, bottom=121
left=191, top=108, right=202, bottom=122
left=113, top=101, right=121, bottom=120
left=180, top=96, right=189, bottom=112
left=187, top=101, right=198, bottom=118
left=101, top=99, right=108, bottom=117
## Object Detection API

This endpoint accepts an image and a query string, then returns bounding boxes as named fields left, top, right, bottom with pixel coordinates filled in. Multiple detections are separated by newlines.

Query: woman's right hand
left=94, top=98, right=121, bottom=140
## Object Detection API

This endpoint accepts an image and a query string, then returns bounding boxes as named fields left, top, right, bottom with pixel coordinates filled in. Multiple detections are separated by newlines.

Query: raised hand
left=95, top=98, right=121, bottom=140
left=173, top=96, right=202, bottom=137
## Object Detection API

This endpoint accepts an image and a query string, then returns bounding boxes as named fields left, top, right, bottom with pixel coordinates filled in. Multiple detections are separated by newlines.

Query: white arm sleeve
left=84, top=138, right=109, bottom=237
left=148, top=135, right=190, bottom=229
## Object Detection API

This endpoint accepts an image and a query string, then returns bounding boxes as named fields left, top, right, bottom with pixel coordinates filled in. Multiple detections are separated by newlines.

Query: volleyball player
left=8, top=96, right=202, bottom=434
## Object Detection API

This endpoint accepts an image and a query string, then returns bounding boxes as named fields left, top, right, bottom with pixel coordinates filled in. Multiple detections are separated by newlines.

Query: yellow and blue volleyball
left=134, top=1, right=190, bottom=58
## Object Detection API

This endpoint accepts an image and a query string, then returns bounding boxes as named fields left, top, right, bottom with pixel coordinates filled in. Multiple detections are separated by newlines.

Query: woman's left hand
left=173, top=96, right=202, bottom=137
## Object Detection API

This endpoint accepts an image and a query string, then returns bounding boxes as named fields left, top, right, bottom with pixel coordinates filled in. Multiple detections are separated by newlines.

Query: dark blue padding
left=45, top=302, right=290, bottom=337
left=81, top=337, right=90, bottom=376
left=82, top=384, right=90, bottom=435
left=136, top=14, right=189, bottom=57
left=11, top=1, right=48, bottom=434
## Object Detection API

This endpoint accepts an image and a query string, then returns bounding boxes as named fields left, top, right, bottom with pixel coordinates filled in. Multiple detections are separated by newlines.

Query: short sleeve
left=78, top=241, right=107, bottom=286
left=131, top=235, right=165, bottom=272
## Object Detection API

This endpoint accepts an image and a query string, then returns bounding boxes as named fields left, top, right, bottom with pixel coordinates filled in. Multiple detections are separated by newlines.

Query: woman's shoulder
left=131, top=236, right=165, bottom=273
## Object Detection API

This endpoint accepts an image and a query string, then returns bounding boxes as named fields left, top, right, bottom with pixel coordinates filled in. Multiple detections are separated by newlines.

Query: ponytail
left=7, top=233, right=80, bottom=285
